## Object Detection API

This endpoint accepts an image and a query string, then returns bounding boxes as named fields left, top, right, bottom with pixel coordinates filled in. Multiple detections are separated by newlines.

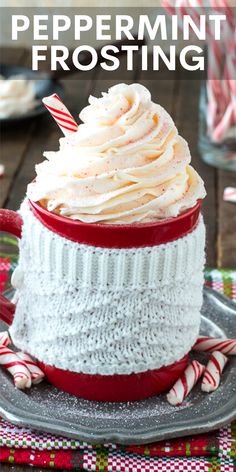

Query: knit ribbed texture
left=10, top=200, right=206, bottom=375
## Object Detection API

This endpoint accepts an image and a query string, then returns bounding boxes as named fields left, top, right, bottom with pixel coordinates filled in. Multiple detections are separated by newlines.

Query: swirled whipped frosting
left=27, top=83, right=206, bottom=224
left=0, top=75, right=36, bottom=118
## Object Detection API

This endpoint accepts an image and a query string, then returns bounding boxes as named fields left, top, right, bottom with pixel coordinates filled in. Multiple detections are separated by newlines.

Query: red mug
left=0, top=200, right=201, bottom=402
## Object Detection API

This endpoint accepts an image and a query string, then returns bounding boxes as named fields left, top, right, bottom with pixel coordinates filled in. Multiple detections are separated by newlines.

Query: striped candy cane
left=167, top=360, right=205, bottom=406
left=17, top=352, right=45, bottom=385
left=212, top=102, right=234, bottom=142
left=0, top=346, right=31, bottom=389
left=193, top=336, right=236, bottom=355
left=201, top=351, right=228, bottom=393
left=0, top=331, right=11, bottom=347
left=42, top=94, right=78, bottom=137
left=224, top=51, right=236, bottom=124
left=161, top=0, right=176, bottom=15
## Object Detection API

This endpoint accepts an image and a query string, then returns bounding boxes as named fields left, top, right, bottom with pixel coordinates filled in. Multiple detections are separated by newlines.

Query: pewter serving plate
left=0, top=287, right=235, bottom=445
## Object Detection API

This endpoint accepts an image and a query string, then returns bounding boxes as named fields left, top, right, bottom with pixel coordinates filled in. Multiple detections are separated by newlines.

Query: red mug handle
left=0, top=209, right=23, bottom=326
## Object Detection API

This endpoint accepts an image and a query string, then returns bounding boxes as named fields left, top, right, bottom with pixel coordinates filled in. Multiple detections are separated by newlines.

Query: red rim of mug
left=29, top=199, right=202, bottom=248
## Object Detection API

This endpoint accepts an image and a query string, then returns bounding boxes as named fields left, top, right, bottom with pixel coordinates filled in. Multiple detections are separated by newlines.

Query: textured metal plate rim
left=0, top=397, right=235, bottom=445
left=0, top=287, right=236, bottom=445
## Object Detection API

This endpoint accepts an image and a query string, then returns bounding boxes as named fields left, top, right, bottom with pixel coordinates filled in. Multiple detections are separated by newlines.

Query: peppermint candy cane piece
left=223, top=187, right=236, bottom=203
left=0, top=331, right=11, bottom=347
left=0, top=164, right=5, bottom=177
left=201, top=351, right=228, bottom=393
left=42, top=94, right=78, bottom=136
left=193, top=336, right=236, bottom=355
left=17, top=352, right=45, bottom=384
left=0, top=346, right=31, bottom=389
left=167, top=361, right=205, bottom=406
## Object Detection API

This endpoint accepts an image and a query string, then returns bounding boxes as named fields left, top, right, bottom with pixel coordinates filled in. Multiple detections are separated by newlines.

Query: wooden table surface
left=0, top=47, right=236, bottom=471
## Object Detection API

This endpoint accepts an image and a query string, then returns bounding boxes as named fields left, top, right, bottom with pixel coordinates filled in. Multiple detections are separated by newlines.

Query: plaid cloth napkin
left=0, top=234, right=236, bottom=471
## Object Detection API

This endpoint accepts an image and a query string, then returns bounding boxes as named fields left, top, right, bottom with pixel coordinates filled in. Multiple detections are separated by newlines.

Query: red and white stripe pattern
left=193, top=336, right=236, bottom=355
left=201, top=351, right=228, bottom=393
left=16, top=351, right=45, bottom=385
left=42, top=94, right=78, bottom=137
left=223, top=187, right=236, bottom=203
left=167, top=360, right=205, bottom=406
left=0, top=345, right=31, bottom=389
left=0, top=331, right=11, bottom=347
left=212, top=102, right=234, bottom=143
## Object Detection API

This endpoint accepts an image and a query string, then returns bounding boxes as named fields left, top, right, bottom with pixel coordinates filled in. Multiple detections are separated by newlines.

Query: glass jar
left=198, top=80, right=236, bottom=171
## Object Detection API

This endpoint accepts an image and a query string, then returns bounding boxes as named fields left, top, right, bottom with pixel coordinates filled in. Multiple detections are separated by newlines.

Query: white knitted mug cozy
left=10, top=199, right=206, bottom=376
